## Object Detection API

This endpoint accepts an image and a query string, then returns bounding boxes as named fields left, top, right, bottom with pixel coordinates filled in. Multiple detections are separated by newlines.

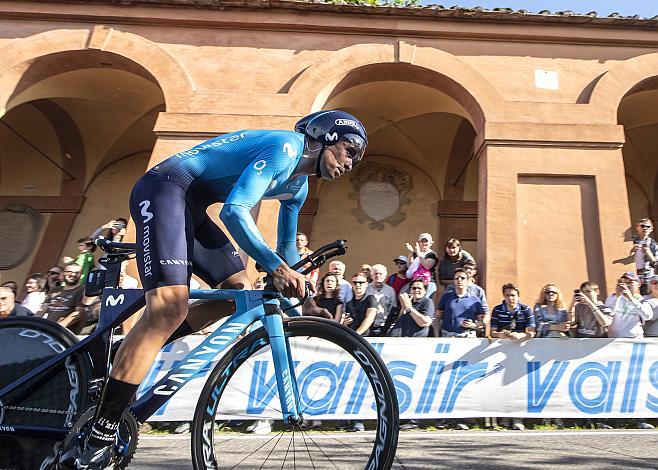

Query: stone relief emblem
left=0, top=204, right=41, bottom=270
left=348, top=162, right=413, bottom=230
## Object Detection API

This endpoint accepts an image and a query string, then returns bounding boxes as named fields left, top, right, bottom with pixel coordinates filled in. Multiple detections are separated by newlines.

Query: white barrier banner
left=137, top=337, right=658, bottom=421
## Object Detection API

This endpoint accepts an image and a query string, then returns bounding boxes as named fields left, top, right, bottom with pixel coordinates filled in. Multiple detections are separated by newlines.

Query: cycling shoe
left=57, top=433, right=115, bottom=470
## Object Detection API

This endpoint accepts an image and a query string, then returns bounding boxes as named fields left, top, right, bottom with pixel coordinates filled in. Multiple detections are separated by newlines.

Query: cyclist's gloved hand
left=272, top=263, right=313, bottom=299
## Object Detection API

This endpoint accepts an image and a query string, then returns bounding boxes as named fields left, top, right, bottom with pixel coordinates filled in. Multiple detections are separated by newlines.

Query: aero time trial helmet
left=294, top=110, right=368, bottom=166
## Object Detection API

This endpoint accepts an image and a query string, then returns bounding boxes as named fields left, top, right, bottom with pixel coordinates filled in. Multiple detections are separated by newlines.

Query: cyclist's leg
left=170, top=214, right=252, bottom=334
left=60, top=177, right=196, bottom=466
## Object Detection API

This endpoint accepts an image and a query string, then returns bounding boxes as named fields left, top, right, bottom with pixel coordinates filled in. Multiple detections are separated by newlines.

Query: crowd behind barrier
left=1, top=218, right=658, bottom=433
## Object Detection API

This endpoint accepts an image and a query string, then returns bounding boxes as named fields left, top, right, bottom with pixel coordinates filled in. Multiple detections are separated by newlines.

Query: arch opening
left=0, top=49, right=164, bottom=283
left=306, top=64, right=482, bottom=274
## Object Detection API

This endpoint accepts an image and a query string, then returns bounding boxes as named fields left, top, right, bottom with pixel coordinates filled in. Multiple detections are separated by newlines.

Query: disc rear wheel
left=0, top=317, right=91, bottom=470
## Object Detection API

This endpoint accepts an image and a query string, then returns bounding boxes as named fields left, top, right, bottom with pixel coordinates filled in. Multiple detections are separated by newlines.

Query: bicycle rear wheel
left=0, top=317, right=91, bottom=470
left=191, top=317, right=399, bottom=470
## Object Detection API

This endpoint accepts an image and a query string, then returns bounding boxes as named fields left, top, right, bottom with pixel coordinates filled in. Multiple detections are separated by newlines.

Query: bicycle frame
left=0, top=286, right=303, bottom=440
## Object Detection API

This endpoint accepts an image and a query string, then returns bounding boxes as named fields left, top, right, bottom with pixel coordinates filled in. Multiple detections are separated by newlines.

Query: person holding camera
left=630, top=218, right=658, bottom=295
left=569, top=282, right=612, bottom=338
left=607, top=272, right=652, bottom=338
left=90, top=217, right=128, bottom=243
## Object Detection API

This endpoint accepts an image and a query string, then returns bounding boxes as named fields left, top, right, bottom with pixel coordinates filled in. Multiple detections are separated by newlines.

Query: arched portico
left=0, top=30, right=169, bottom=283
left=0, top=27, right=193, bottom=116
left=290, top=44, right=494, bottom=273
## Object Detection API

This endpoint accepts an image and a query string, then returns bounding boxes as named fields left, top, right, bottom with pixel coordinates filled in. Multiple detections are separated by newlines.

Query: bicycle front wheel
left=191, top=317, right=399, bottom=470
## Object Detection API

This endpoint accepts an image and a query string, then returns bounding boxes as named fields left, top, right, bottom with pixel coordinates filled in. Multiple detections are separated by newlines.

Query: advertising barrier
left=137, top=336, right=658, bottom=421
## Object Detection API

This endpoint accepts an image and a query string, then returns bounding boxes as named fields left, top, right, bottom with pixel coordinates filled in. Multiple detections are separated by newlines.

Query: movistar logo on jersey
left=335, top=119, right=358, bottom=128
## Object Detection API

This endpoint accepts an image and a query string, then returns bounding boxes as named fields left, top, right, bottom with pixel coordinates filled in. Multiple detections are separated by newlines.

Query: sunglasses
left=394, top=261, right=406, bottom=265
left=410, top=286, right=424, bottom=290
left=454, top=276, right=468, bottom=281
left=545, top=290, right=558, bottom=295
left=48, top=271, right=61, bottom=275
left=639, top=224, right=652, bottom=229
left=352, top=280, right=367, bottom=285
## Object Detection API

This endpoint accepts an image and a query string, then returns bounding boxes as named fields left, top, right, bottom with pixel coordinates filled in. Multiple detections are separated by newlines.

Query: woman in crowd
left=534, top=283, right=570, bottom=338
left=20, top=273, right=47, bottom=315
left=437, top=238, right=475, bottom=287
left=534, top=282, right=570, bottom=429
left=312, top=272, right=345, bottom=322
left=405, top=232, right=439, bottom=282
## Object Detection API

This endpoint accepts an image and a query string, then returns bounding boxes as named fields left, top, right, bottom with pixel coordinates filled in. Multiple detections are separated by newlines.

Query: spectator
left=607, top=272, right=652, bottom=339
left=253, top=274, right=267, bottom=290
left=91, top=217, right=127, bottom=242
left=607, top=273, right=654, bottom=430
left=365, top=264, right=398, bottom=336
left=20, top=273, right=47, bottom=314
left=386, top=255, right=411, bottom=296
left=405, top=233, right=438, bottom=282
left=630, top=218, right=658, bottom=295
left=45, top=266, right=63, bottom=294
left=328, top=260, right=353, bottom=304
left=304, top=272, right=344, bottom=321
left=490, top=282, right=535, bottom=431
left=401, top=271, right=437, bottom=299
left=296, top=232, right=319, bottom=287
left=643, top=275, right=658, bottom=338
left=436, top=268, right=485, bottom=340
left=435, top=268, right=484, bottom=430
left=437, top=238, right=475, bottom=287
left=41, top=263, right=85, bottom=333
left=360, top=264, right=373, bottom=283
left=490, top=283, right=536, bottom=340
left=569, top=281, right=612, bottom=338
left=443, top=261, right=489, bottom=335
left=389, top=277, right=433, bottom=431
left=0, top=286, right=34, bottom=317
left=534, top=284, right=570, bottom=338
left=389, top=279, right=434, bottom=338
left=73, top=237, right=96, bottom=284
left=1, top=281, right=17, bottom=297
left=343, top=272, right=378, bottom=432
left=569, top=281, right=615, bottom=430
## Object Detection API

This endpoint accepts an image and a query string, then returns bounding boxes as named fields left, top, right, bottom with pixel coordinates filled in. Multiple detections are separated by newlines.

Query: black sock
left=87, top=378, right=138, bottom=447
left=165, top=321, right=195, bottom=345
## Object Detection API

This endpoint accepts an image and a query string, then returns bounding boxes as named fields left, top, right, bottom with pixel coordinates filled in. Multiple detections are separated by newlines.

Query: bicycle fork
left=261, top=308, right=303, bottom=426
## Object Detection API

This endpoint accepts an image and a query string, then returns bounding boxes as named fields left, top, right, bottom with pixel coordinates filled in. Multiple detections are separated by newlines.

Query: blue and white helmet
left=294, top=110, right=368, bottom=166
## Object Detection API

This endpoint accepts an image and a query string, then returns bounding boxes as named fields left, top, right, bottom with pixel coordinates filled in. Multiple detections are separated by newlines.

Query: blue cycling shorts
left=129, top=174, right=245, bottom=292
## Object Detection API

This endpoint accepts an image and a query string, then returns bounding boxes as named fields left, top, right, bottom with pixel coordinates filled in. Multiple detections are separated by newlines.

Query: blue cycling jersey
left=147, top=130, right=307, bottom=273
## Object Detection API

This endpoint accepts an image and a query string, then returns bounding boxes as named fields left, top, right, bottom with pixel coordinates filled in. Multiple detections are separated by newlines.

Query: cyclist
left=59, top=110, right=367, bottom=469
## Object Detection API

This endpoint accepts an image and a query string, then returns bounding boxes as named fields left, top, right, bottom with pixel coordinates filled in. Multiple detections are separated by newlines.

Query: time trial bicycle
left=0, top=239, right=399, bottom=469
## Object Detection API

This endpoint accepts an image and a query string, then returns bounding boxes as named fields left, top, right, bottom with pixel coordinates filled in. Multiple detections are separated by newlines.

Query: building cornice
left=3, top=1, right=658, bottom=48
left=13, top=1, right=658, bottom=27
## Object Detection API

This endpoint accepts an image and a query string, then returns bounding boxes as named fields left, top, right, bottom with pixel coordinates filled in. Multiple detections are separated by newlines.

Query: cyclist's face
left=320, top=141, right=355, bottom=180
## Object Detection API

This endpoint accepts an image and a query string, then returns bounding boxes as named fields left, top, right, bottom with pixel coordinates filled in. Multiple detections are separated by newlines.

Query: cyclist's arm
left=220, top=149, right=296, bottom=273
left=276, top=181, right=307, bottom=267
